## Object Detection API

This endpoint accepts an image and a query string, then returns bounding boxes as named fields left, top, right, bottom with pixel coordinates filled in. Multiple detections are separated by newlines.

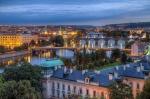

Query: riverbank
left=0, top=50, right=31, bottom=59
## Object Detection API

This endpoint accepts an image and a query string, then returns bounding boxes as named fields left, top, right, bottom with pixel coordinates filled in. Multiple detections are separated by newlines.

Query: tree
left=125, top=41, right=134, bottom=49
left=30, top=40, right=36, bottom=46
left=67, top=94, right=82, bottom=99
left=0, top=46, right=6, bottom=53
left=13, top=43, right=28, bottom=51
left=53, top=35, right=64, bottom=47
left=0, top=80, right=41, bottom=99
left=95, top=50, right=106, bottom=60
left=38, top=39, right=50, bottom=47
left=109, top=82, right=133, bottom=99
left=137, top=80, right=150, bottom=99
left=111, top=49, right=121, bottom=61
left=3, top=62, right=42, bottom=92
left=121, top=52, right=127, bottom=64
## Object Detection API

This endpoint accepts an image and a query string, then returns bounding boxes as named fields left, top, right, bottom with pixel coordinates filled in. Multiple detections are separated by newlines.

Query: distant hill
left=103, top=22, right=150, bottom=29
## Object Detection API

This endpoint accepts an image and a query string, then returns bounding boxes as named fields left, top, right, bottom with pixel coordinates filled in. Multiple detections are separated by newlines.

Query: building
left=42, top=57, right=150, bottom=99
left=131, top=41, right=147, bottom=56
left=41, top=26, right=78, bottom=39
left=0, top=33, right=38, bottom=49
left=38, top=58, right=64, bottom=78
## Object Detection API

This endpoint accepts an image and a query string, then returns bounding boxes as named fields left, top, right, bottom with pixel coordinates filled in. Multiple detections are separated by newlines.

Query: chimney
left=94, top=70, right=101, bottom=74
left=82, top=70, right=86, bottom=75
left=136, top=66, right=141, bottom=72
left=64, top=67, right=67, bottom=73
left=54, top=66, right=57, bottom=70
left=140, top=63, right=144, bottom=71
left=70, top=68, right=73, bottom=74
left=126, top=64, right=130, bottom=67
left=114, top=72, right=118, bottom=78
left=58, top=65, right=61, bottom=68
left=108, top=73, right=113, bottom=80
left=115, top=66, right=119, bottom=70
left=85, top=69, right=88, bottom=72
left=123, top=65, right=126, bottom=70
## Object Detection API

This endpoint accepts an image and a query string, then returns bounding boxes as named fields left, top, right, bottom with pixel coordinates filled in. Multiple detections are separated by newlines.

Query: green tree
left=95, top=50, right=106, bottom=61
left=0, top=80, right=41, bottom=99
left=111, top=49, right=121, bottom=61
left=53, top=35, right=64, bottom=47
left=125, top=41, right=134, bottom=49
left=0, top=46, right=6, bottom=53
left=30, top=40, right=36, bottom=46
left=38, top=39, right=50, bottom=47
left=3, top=62, right=42, bottom=92
left=109, top=82, right=133, bottom=99
left=121, top=52, right=127, bottom=64
left=137, top=80, right=150, bottom=99
left=13, top=43, right=28, bottom=51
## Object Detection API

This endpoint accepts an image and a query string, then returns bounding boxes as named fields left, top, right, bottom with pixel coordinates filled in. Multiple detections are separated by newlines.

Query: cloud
left=0, top=0, right=150, bottom=25
left=0, top=1, right=147, bottom=13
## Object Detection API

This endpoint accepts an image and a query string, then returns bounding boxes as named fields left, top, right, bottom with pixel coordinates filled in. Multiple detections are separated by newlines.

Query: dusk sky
left=0, top=0, right=150, bottom=26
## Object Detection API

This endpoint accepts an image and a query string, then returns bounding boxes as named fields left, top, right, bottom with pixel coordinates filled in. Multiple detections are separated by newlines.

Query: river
left=0, top=49, right=75, bottom=67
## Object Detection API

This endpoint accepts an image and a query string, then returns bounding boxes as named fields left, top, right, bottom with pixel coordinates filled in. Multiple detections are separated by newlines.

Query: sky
left=0, top=0, right=150, bottom=26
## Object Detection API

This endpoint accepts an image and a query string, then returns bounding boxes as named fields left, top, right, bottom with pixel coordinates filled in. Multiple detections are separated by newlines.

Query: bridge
left=0, top=51, right=31, bottom=59
left=32, top=46, right=131, bottom=52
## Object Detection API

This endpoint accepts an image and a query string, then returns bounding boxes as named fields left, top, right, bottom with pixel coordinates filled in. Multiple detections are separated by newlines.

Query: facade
left=0, top=34, right=38, bottom=49
left=42, top=57, right=150, bottom=99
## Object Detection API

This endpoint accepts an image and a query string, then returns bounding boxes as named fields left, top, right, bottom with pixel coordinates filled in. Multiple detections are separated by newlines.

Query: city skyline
left=0, top=0, right=150, bottom=26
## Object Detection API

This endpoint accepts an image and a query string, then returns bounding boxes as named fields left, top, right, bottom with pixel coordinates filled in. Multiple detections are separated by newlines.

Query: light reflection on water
left=56, top=49, right=74, bottom=59
left=0, top=50, right=74, bottom=67
left=0, top=49, right=111, bottom=67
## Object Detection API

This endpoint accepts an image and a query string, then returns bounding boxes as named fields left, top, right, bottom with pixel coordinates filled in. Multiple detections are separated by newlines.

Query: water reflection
left=0, top=49, right=111, bottom=67
left=0, top=50, right=74, bottom=67
left=56, top=49, right=74, bottom=59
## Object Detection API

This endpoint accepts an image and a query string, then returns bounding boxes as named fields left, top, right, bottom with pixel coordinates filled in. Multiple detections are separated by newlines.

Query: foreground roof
left=51, top=58, right=150, bottom=87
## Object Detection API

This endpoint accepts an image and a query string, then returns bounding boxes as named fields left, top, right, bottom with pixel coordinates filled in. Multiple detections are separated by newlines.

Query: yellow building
left=0, top=34, right=38, bottom=49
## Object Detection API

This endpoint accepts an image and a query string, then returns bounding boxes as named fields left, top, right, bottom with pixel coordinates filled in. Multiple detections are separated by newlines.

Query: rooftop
left=51, top=57, right=150, bottom=87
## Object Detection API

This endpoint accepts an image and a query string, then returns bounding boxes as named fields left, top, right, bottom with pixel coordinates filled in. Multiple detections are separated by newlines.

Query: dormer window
left=109, top=73, right=113, bottom=80
left=136, top=66, right=141, bottom=72
left=85, top=77, right=90, bottom=84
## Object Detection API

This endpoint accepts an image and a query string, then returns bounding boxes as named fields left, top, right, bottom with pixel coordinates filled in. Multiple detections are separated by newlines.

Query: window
left=52, top=82, right=55, bottom=89
left=86, top=89, right=89, bottom=96
left=62, top=84, right=65, bottom=90
left=79, top=88, right=82, bottom=95
left=129, top=82, right=133, bottom=87
left=93, top=91, right=96, bottom=97
left=137, top=83, right=140, bottom=89
left=68, top=85, right=70, bottom=92
left=101, top=92, right=104, bottom=97
left=52, top=82, right=55, bottom=96
left=85, top=77, right=90, bottom=84
left=57, top=90, right=60, bottom=97
left=73, top=86, right=76, bottom=93
left=62, top=93, right=65, bottom=98
left=57, top=83, right=60, bottom=89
